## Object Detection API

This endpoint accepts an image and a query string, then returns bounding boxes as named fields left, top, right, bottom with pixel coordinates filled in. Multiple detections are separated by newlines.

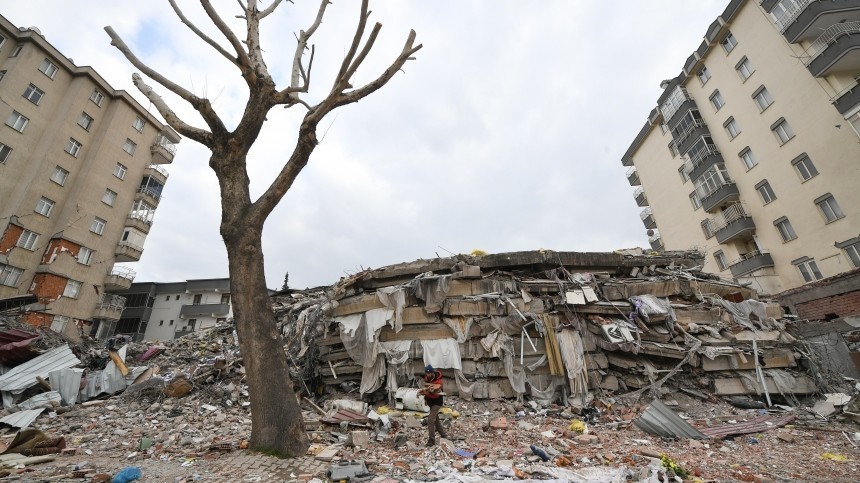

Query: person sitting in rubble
left=417, top=364, right=448, bottom=447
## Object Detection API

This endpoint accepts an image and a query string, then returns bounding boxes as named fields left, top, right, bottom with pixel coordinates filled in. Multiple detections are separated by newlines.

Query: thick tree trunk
left=219, top=152, right=309, bottom=457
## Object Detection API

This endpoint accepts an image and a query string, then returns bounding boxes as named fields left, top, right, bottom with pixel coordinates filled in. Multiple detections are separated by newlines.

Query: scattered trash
left=111, top=466, right=142, bottom=483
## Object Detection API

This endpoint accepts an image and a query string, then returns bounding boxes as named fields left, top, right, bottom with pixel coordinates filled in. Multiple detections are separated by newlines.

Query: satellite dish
left=646, top=229, right=655, bottom=237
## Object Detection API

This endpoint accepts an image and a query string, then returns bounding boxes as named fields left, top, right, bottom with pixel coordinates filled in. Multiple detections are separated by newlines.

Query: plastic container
left=394, top=387, right=430, bottom=412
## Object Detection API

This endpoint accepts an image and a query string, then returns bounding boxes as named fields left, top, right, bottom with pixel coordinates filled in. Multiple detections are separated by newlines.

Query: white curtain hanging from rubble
left=377, top=286, right=407, bottom=333
left=421, top=338, right=462, bottom=370
left=629, top=295, right=677, bottom=329
left=337, top=308, right=393, bottom=367
left=556, top=329, right=590, bottom=408
left=442, top=317, right=474, bottom=343
left=711, top=298, right=774, bottom=331
left=528, top=374, right=564, bottom=406
left=379, top=340, right=413, bottom=393
left=408, top=273, right=451, bottom=313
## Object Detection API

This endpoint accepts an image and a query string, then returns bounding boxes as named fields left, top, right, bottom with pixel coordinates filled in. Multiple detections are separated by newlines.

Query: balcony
left=640, top=207, right=656, bottom=229
left=805, top=21, right=860, bottom=77
left=135, top=186, right=162, bottom=206
left=660, top=86, right=692, bottom=121
left=115, top=241, right=143, bottom=262
left=125, top=213, right=152, bottom=234
left=674, top=119, right=710, bottom=154
left=729, top=251, right=775, bottom=278
left=833, top=80, right=860, bottom=115
left=180, top=303, right=229, bottom=318
left=626, top=166, right=640, bottom=186
left=781, top=0, right=860, bottom=43
left=143, top=164, right=169, bottom=185
left=688, top=145, right=724, bottom=181
left=648, top=230, right=663, bottom=252
left=701, top=181, right=740, bottom=213
left=633, top=187, right=648, bottom=207
left=707, top=203, right=756, bottom=244
left=93, top=294, right=126, bottom=321
left=104, top=266, right=136, bottom=291
left=151, top=134, right=177, bottom=164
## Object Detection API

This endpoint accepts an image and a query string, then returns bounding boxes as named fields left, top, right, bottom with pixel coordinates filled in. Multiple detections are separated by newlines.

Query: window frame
left=10, top=44, right=23, bottom=57
left=774, top=216, right=798, bottom=242
left=65, top=138, right=82, bottom=157
left=90, top=217, right=106, bottom=235
left=35, top=196, right=55, bottom=217
left=0, top=143, right=11, bottom=163
left=51, top=315, right=70, bottom=333
left=752, top=85, right=774, bottom=112
left=689, top=191, right=702, bottom=210
left=77, top=247, right=94, bottom=265
left=113, top=163, right=127, bottom=180
left=837, top=237, right=860, bottom=268
left=90, top=89, right=105, bottom=107
left=720, top=32, right=738, bottom=54
left=132, top=116, right=145, bottom=132
left=38, top=58, right=59, bottom=79
left=714, top=250, right=729, bottom=271
left=710, top=90, right=725, bottom=111
left=102, top=188, right=118, bottom=206
left=724, top=117, right=741, bottom=139
left=6, top=111, right=29, bottom=132
left=771, top=118, right=795, bottom=145
left=792, top=257, right=823, bottom=283
left=63, top=279, right=83, bottom=299
left=678, top=165, right=690, bottom=184
left=755, top=180, right=777, bottom=204
left=0, top=264, right=24, bottom=287
left=122, top=139, right=137, bottom=155
left=735, top=56, right=755, bottom=81
left=16, top=230, right=39, bottom=250
left=791, top=153, right=818, bottom=181
left=701, top=219, right=714, bottom=239
left=739, top=147, right=757, bottom=170
left=23, top=83, right=45, bottom=105
left=697, top=65, right=711, bottom=85
left=814, top=193, right=845, bottom=223
left=51, top=166, right=69, bottom=186
left=78, top=112, right=94, bottom=131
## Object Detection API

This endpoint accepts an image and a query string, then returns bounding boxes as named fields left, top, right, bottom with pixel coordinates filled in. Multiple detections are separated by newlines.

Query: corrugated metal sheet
left=50, top=368, right=83, bottom=406
left=79, top=345, right=148, bottom=401
left=698, top=413, right=795, bottom=439
left=0, top=408, right=44, bottom=428
left=17, top=391, right=61, bottom=410
left=0, top=345, right=80, bottom=394
left=634, top=399, right=707, bottom=439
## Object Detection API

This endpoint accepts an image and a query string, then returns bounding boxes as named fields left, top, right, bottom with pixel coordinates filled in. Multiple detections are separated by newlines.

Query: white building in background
left=104, top=278, right=232, bottom=341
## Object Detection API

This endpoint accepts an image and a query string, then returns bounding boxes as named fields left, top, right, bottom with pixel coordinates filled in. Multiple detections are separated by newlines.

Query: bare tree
left=105, top=0, right=420, bottom=456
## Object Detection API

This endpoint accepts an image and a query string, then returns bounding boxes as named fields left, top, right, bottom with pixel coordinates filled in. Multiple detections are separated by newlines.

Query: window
left=815, top=193, right=844, bottom=223
left=51, top=166, right=69, bottom=185
left=720, top=32, right=737, bottom=53
left=188, top=319, right=198, bottom=330
left=170, top=320, right=174, bottom=325
left=35, top=197, right=54, bottom=217
left=0, top=143, right=11, bottom=163
left=78, top=247, right=94, bottom=265
left=771, top=0, right=800, bottom=23
left=78, top=112, right=94, bottom=130
left=0, top=70, right=6, bottom=82
left=132, top=116, right=145, bottom=132
left=659, top=123, right=669, bottom=134
left=90, top=89, right=104, bottom=106
left=113, top=163, right=127, bottom=180
left=65, top=138, right=82, bottom=157
left=793, top=257, right=823, bottom=283
left=791, top=154, right=818, bottom=181
left=771, top=118, right=794, bottom=145
left=159, top=320, right=164, bottom=326
left=701, top=220, right=714, bottom=239
left=668, top=142, right=679, bottom=158
left=122, top=139, right=137, bottom=155
left=739, top=147, right=757, bottom=170
left=735, top=57, right=754, bottom=81
left=16, top=230, right=39, bottom=250
left=697, top=66, right=711, bottom=85
left=838, top=238, right=860, bottom=268
left=10, top=44, right=23, bottom=57
left=23, top=84, right=45, bottom=105
left=714, top=250, right=728, bottom=271
left=689, top=191, right=701, bottom=210
left=175, top=295, right=180, bottom=300
left=755, top=180, right=777, bottom=204
left=774, top=217, right=797, bottom=242
left=753, top=86, right=774, bottom=111
left=165, top=296, right=170, bottom=301
left=678, top=165, right=689, bottom=184
left=0, top=264, right=23, bottom=287
left=221, top=294, right=231, bottom=304
left=102, top=189, right=117, bottom=206
left=710, top=90, right=725, bottom=111
left=90, top=217, right=106, bottom=235
left=193, top=294, right=202, bottom=305
left=38, top=58, right=59, bottom=79
left=0, top=36, right=5, bottom=49
left=6, top=111, right=29, bottom=132
left=63, top=279, right=82, bottom=298
left=724, top=117, right=741, bottom=139
left=51, top=315, right=70, bottom=333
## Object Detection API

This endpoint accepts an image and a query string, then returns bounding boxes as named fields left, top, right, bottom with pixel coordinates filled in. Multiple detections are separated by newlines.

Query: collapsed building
left=279, top=249, right=818, bottom=407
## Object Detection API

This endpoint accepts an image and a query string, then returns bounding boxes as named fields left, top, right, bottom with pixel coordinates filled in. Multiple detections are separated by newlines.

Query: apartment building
left=104, top=278, right=232, bottom=342
left=0, top=15, right=180, bottom=339
left=622, top=0, right=860, bottom=296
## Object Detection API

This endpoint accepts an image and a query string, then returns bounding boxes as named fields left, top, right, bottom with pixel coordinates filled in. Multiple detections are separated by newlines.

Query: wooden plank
left=713, top=374, right=816, bottom=396
left=702, top=349, right=796, bottom=372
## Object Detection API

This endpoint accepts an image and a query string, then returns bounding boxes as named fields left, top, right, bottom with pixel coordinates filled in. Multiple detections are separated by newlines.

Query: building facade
left=622, top=0, right=860, bottom=296
left=0, top=16, right=180, bottom=339
left=105, top=278, right=232, bottom=342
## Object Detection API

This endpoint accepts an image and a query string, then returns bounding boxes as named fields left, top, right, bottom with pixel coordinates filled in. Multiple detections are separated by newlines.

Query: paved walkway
left=210, top=451, right=328, bottom=481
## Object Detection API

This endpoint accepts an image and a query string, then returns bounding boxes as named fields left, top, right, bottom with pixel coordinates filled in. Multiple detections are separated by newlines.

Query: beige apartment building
left=622, top=0, right=860, bottom=296
left=0, top=15, right=180, bottom=339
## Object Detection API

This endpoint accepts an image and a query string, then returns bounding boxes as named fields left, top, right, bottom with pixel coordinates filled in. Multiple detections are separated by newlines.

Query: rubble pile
left=278, top=250, right=817, bottom=407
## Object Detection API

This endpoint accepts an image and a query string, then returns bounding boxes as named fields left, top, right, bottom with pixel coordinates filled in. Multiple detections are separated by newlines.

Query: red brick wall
left=40, top=238, right=81, bottom=264
left=0, top=224, right=24, bottom=255
left=23, top=312, right=52, bottom=328
left=31, top=273, right=69, bottom=302
left=795, top=290, right=860, bottom=320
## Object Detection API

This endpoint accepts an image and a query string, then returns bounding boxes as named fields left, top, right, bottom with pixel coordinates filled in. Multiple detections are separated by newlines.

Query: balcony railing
left=127, top=213, right=153, bottom=226
left=137, top=186, right=162, bottom=203
left=775, top=0, right=811, bottom=32
left=146, top=164, right=170, bottom=179
left=96, top=294, right=127, bottom=311
left=804, top=21, right=860, bottom=65
left=728, top=250, right=775, bottom=278
left=109, top=266, right=137, bottom=281
left=705, top=203, right=749, bottom=234
left=660, top=86, right=691, bottom=121
left=118, top=241, right=144, bottom=252
left=640, top=206, right=653, bottom=221
left=153, top=134, right=177, bottom=155
left=674, top=118, right=706, bottom=147
left=688, top=144, right=720, bottom=174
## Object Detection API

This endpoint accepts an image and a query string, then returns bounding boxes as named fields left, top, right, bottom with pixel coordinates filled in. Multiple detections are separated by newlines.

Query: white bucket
left=394, top=387, right=430, bottom=412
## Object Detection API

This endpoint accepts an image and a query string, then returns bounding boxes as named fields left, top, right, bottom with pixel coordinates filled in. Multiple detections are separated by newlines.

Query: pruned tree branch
left=273, top=0, right=328, bottom=103
left=200, top=0, right=253, bottom=70
left=258, top=0, right=285, bottom=18
left=104, top=26, right=229, bottom=137
left=331, top=0, right=370, bottom=94
left=343, top=22, right=382, bottom=86
left=168, top=0, right=239, bottom=68
left=131, top=74, right=212, bottom=145
left=244, top=0, right=269, bottom=78
left=340, top=30, right=422, bottom=105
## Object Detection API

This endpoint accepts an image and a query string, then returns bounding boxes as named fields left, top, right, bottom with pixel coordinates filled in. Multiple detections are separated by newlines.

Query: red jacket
left=423, top=370, right=443, bottom=399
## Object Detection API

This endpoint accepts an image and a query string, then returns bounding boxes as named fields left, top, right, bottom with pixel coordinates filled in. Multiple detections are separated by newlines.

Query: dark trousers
left=425, top=396, right=446, bottom=441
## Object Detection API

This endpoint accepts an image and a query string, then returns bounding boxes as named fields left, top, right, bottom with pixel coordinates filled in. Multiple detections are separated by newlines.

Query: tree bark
left=218, top=150, right=309, bottom=456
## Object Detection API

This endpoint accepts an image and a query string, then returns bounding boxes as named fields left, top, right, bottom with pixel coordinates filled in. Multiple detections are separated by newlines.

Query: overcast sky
left=5, top=1, right=727, bottom=289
